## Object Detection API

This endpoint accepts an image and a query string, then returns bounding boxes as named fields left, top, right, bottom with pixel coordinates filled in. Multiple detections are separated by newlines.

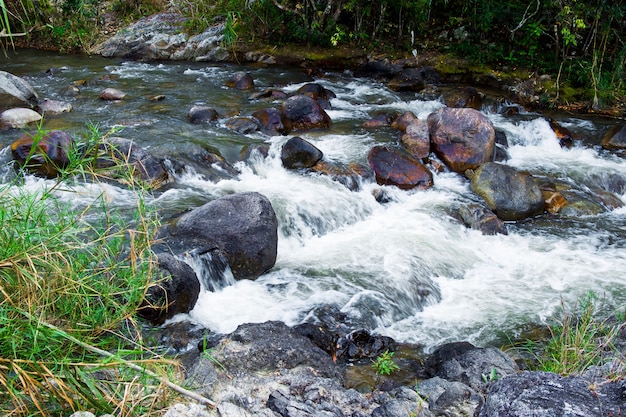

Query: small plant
left=482, top=367, right=498, bottom=383
left=372, top=349, right=400, bottom=376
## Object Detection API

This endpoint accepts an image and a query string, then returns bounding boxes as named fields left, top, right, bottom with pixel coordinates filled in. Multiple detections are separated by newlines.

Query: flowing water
left=2, top=49, right=626, bottom=351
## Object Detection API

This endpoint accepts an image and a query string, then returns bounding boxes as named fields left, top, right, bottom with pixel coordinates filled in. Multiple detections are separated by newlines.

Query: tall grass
left=0, top=125, right=180, bottom=416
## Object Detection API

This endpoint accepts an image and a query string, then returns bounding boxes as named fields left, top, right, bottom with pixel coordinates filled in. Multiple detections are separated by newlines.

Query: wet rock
left=0, top=108, right=42, bottom=129
left=281, top=94, right=332, bottom=131
left=11, top=130, right=73, bottom=177
left=160, top=192, right=278, bottom=280
left=543, top=190, right=568, bottom=214
left=557, top=191, right=607, bottom=217
left=362, top=114, right=395, bottom=128
left=96, top=137, right=170, bottom=188
left=296, top=82, right=336, bottom=109
left=372, top=388, right=434, bottom=417
left=401, top=119, right=430, bottom=160
left=252, top=107, right=292, bottom=135
left=281, top=136, right=323, bottom=169
left=417, top=377, right=482, bottom=417
left=249, top=88, right=287, bottom=101
left=36, top=98, right=72, bottom=116
left=311, top=160, right=368, bottom=191
left=60, top=84, right=81, bottom=97
left=458, top=203, right=508, bottom=235
left=0, top=71, right=38, bottom=111
left=391, top=111, right=418, bottom=132
left=137, top=253, right=200, bottom=325
left=368, top=145, right=434, bottom=190
left=601, top=124, right=626, bottom=150
left=225, top=116, right=259, bottom=134
left=423, top=341, right=519, bottom=392
left=547, top=118, right=574, bottom=148
left=165, top=143, right=238, bottom=182
left=225, top=71, right=254, bottom=90
left=388, top=68, right=426, bottom=92
left=187, top=105, right=219, bottom=124
left=478, top=371, right=624, bottom=417
left=336, top=329, right=397, bottom=362
left=356, top=59, right=403, bottom=78
left=99, top=87, right=127, bottom=100
left=470, top=162, right=544, bottom=221
left=443, top=86, right=483, bottom=109
left=427, top=107, right=495, bottom=173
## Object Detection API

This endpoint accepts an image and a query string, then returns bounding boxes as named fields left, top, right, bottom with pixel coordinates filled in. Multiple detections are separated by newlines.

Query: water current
left=2, top=49, right=625, bottom=351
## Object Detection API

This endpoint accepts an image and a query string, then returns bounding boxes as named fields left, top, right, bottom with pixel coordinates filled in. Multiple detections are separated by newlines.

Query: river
left=2, top=49, right=626, bottom=351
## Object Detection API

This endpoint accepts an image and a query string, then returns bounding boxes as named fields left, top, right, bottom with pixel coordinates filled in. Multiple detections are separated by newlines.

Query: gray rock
left=418, top=376, right=483, bottom=416
left=281, top=136, right=324, bottom=169
left=0, top=71, right=38, bottom=111
left=0, top=108, right=42, bottom=129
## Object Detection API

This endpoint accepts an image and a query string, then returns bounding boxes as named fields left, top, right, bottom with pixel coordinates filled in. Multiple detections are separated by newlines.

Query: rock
left=470, top=162, right=544, bottom=221
left=281, top=136, right=323, bottom=169
left=0, top=108, right=42, bottom=129
left=95, top=137, right=170, bottom=188
left=310, top=160, right=369, bottom=191
left=11, top=130, right=73, bottom=177
left=336, top=329, right=396, bottom=362
left=363, top=114, right=395, bottom=128
left=225, top=117, right=259, bottom=134
left=160, top=192, right=278, bottom=280
left=427, top=107, right=495, bottom=173
left=164, top=144, right=238, bottom=183
left=99, top=88, right=127, bottom=100
left=162, top=403, right=211, bottom=417
left=368, top=145, right=434, bottom=190
left=0, top=71, right=38, bottom=111
left=295, top=82, right=336, bottom=109
left=137, top=253, right=201, bottom=325
left=391, top=111, right=418, bottom=132
left=601, top=124, right=626, bottom=150
left=187, top=105, right=219, bottom=124
left=401, top=119, right=430, bottom=159
left=225, top=71, right=254, bottom=90
left=548, top=118, right=575, bottom=148
left=249, top=89, right=288, bottom=101
left=478, top=371, right=624, bottom=417
left=36, top=98, right=72, bottom=116
left=458, top=203, right=508, bottom=235
left=423, top=341, right=519, bottom=392
left=281, top=95, right=332, bottom=131
left=443, top=86, right=483, bottom=109
left=388, top=68, right=426, bottom=92
left=252, top=107, right=292, bottom=135
left=557, top=191, right=607, bottom=217
left=417, top=377, right=482, bottom=417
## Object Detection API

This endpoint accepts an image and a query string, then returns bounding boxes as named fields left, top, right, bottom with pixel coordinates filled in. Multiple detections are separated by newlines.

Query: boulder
left=443, top=86, right=483, bottom=109
left=401, top=119, right=430, bottom=159
left=252, top=107, right=292, bottom=136
left=417, top=377, right=483, bottom=417
left=423, top=341, right=519, bottom=392
left=11, top=130, right=73, bottom=177
left=427, top=107, right=495, bottom=173
left=160, top=192, right=278, bottom=280
left=478, top=371, right=625, bottom=417
left=391, top=111, right=418, bottom=132
left=36, top=98, right=72, bottom=116
left=281, top=136, right=323, bottom=169
left=225, top=71, right=254, bottom=90
left=225, top=117, right=259, bottom=134
left=458, top=203, right=507, bottom=235
left=0, top=108, right=42, bottom=130
left=368, top=145, right=434, bottom=190
left=137, top=253, right=201, bottom=325
left=187, top=105, right=219, bottom=124
left=281, top=95, right=332, bottom=131
left=164, top=143, right=238, bottom=183
left=363, top=114, right=395, bottom=128
left=470, top=162, right=544, bottom=221
left=99, top=88, right=127, bottom=100
left=95, top=137, right=170, bottom=188
left=295, top=82, right=336, bottom=109
left=0, top=71, right=38, bottom=111
left=601, top=124, right=626, bottom=150
left=548, top=118, right=575, bottom=148
left=311, top=160, right=369, bottom=191
left=388, top=68, right=426, bottom=92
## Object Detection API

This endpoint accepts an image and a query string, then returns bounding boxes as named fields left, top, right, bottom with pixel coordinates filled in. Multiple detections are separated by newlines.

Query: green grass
left=0, top=124, right=182, bottom=416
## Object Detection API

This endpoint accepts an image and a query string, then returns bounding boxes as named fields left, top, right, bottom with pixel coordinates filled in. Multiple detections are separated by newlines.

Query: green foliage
left=372, top=350, right=400, bottom=376
left=0, top=125, right=177, bottom=416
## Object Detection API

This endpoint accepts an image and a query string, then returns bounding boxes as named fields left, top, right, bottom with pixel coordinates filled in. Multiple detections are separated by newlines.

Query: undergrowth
left=0, top=124, right=180, bottom=416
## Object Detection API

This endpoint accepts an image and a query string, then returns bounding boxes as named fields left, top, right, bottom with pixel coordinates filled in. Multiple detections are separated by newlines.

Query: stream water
left=2, top=49, right=626, bottom=351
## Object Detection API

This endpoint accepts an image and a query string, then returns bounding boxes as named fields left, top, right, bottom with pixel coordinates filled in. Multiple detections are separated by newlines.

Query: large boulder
left=601, top=124, right=626, bottom=150
left=11, top=130, right=73, bottom=177
left=281, top=136, right=323, bottom=169
left=0, top=108, right=42, bottom=129
left=470, top=162, right=544, bottom=221
left=427, top=107, right=495, bottom=173
left=0, top=71, right=38, bottom=111
left=281, top=95, right=332, bottom=131
left=137, top=253, right=201, bottom=325
left=368, top=145, right=434, bottom=190
left=160, top=192, right=278, bottom=280
left=478, top=371, right=625, bottom=417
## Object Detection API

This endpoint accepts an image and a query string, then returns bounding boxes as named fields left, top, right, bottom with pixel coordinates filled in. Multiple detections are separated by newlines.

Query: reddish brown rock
left=11, top=130, right=74, bottom=177
left=252, top=107, right=292, bottom=135
left=391, top=111, right=418, bottom=132
left=226, top=71, right=254, bottom=90
left=601, top=125, right=626, bottom=150
left=401, top=119, right=430, bottom=159
left=281, top=95, right=332, bottom=131
left=367, top=145, right=433, bottom=190
left=427, top=107, right=495, bottom=173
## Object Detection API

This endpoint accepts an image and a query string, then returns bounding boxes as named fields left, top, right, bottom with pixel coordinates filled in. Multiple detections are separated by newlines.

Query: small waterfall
left=182, top=249, right=236, bottom=292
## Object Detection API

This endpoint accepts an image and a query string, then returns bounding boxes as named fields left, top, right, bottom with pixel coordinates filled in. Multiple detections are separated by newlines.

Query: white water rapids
left=2, top=53, right=625, bottom=351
